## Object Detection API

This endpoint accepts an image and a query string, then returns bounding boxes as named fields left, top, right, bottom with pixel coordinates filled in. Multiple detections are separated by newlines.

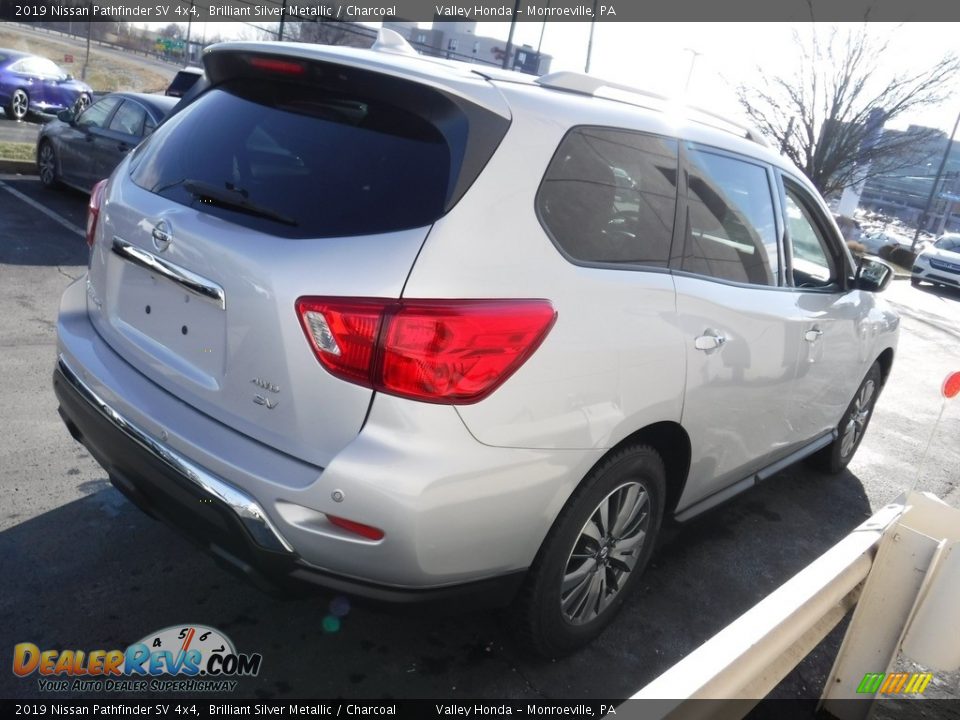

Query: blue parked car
left=0, top=49, right=93, bottom=121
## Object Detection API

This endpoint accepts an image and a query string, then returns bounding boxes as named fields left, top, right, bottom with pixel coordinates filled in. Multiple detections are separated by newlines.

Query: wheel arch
left=552, top=421, right=691, bottom=524
left=875, top=347, right=895, bottom=387
left=608, top=421, right=691, bottom=515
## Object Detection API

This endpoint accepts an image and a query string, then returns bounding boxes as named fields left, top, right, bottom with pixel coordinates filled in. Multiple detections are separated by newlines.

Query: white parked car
left=53, top=33, right=899, bottom=656
left=912, top=233, right=960, bottom=289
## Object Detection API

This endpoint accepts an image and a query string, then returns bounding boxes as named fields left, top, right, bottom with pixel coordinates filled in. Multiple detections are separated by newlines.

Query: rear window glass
left=130, top=79, right=456, bottom=238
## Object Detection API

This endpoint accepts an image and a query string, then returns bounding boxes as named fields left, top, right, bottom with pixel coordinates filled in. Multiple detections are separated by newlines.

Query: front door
left=778, top=176, right=867, bottom=442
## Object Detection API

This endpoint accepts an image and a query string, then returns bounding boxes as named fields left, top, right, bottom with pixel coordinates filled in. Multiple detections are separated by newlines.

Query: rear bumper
left=53, top=355, right=525, bottom=606
left=54, top=276, right=597, bottom=605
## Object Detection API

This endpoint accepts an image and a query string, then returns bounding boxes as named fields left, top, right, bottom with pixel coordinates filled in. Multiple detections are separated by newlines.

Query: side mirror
left=65, top=73, right=74, bottom=81
left=856, top=256, right=894, bottom=293
left=57, top=109, right=74, bottom=124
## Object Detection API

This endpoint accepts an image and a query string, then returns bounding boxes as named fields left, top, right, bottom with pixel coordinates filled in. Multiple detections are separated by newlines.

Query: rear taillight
left=296, top=298, right=557, bottom=404
left=86, top=179, right=108, bottom=247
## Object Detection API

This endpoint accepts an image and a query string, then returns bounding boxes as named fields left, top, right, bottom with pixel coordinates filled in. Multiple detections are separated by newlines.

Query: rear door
left=93, top=98, right=145, bottom=178
left=85, top=49, right=510, bottom=468
left=673, top=144, right=803, bottom=504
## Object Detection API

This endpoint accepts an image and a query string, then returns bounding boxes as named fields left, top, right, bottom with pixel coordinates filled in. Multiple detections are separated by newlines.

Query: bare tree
left=737, top=25, right=960, bottom=198
left=159, top=23, right=184, bottom=40
left=287, top=20, right=374, bottom=48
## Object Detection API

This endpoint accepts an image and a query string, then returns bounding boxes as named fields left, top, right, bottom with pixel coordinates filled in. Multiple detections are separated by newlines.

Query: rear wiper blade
left=182, top=179, right=298, bottom=227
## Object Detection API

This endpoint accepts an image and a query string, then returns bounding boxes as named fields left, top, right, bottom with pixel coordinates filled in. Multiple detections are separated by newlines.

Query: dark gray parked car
left=36, top=92, right=177, bottom=192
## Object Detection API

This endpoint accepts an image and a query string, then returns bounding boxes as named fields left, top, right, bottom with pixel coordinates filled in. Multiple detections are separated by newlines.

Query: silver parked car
left=53, top=33, right=899, bottom=656
left=911, top=233, right=960, bottom=289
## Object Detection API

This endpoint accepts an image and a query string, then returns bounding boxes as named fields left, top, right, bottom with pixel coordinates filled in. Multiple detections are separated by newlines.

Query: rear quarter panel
left=402, top=84, right=687, bottom=451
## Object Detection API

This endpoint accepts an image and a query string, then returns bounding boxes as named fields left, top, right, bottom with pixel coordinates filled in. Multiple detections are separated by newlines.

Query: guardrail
left=632, top=490, right=960, bottom=719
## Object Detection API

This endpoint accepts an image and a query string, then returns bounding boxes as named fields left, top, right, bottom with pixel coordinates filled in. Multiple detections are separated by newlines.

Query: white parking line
left=0, top=179, right=86, bottom=239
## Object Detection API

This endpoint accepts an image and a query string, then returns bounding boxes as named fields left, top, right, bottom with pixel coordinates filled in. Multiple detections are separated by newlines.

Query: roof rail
left=535, top=71, right=769, bottom=149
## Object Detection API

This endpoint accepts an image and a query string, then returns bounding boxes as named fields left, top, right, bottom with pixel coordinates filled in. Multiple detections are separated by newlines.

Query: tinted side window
left=78, top=97, right=120, bottom=129
left=109, top=101, right=147, bottom=137
left=680, top=148, right=779, bottom=286
left=537, top=127, right=678, bottom=266
left=783, top=183, right=839, bottom=289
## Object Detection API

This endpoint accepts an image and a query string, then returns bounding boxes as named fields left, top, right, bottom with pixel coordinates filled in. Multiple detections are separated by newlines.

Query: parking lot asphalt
left=1, top=175, right=958, bottom=703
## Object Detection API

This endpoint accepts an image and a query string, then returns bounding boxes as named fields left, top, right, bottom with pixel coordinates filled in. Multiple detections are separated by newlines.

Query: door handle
left=805, top=327, right=823, bottom=343
left=694, top=331, right=727, bottom=351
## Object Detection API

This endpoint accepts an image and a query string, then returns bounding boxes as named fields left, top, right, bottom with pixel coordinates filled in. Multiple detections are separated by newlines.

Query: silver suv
left=53, top=34, right=899, bottom=656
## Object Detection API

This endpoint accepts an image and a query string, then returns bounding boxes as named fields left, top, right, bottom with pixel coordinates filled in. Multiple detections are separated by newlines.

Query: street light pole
left=683, top=48, right=702, bottom=93
left=584, top=0, right=599, bottom=73
left=912, top=107, right=960, bottom=252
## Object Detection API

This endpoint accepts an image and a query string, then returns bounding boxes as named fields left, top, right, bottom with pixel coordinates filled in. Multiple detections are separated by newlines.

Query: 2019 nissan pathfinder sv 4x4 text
left=53, top=32, right=899, bottom=657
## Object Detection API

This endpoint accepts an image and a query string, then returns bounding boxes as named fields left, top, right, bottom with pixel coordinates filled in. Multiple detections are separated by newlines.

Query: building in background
left=859, top=127, right=960, bottom=233
left=385, top=20, right=552, bottom=75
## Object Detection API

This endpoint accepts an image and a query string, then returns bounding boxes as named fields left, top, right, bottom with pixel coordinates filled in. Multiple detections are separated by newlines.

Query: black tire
left=7, top=88, right=29, bottom=121
left=806, top=362, right=883, bottom=474
left=515, top=444, right=666, bottom=658
left=37, top=141, right=59, bottom=189
left=911, top=278, right=921, bottom=287
left=74, top=93, right=91, bottom=115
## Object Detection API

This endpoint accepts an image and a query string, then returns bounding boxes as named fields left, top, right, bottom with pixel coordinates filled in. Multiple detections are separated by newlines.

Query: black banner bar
left=5, top=0, right=960, bottom=22
left=2, top=699, right=960, bottom=719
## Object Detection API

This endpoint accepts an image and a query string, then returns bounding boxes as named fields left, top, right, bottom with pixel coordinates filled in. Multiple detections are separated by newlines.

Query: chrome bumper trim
left=57, top=355, right=294, bottom=554
left=112, top=238, right=226, bottom=310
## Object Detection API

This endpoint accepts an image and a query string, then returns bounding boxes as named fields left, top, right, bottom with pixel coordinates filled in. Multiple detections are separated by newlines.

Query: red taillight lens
left=296, top=298, right=556, bottom=404
left=381, top=301, right=557, bottom=402
left=325, top=514, right=385, bottom=541
left=296, top=299, right=383, bottom=386
left=86, top=178, right=108, bottom=247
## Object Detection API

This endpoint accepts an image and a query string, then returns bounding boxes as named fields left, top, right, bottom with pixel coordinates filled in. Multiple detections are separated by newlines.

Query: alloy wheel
left=11, top=90, right=28, bottom=120
left=75, top=94, right=90, bottom=114
left=38, top=144, right=56, bottom=186
left=841, top=378, right=876, bottom=458
left=561, top=481, right=650, bottom=625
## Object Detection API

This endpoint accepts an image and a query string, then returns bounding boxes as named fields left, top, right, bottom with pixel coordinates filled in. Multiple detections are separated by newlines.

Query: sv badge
left=253, top=394, right=279, bottom=409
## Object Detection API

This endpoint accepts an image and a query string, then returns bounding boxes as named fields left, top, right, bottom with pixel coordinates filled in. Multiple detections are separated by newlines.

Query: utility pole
left=278, top=0, right=287, bottom=41
left=502, top=0, right=521, bottom=70
left=81, top=18, right=91, bottom=81
left=584, top=0, right=599, bottom=73
left=185, top=3, right=194, bottom=65
left=912, top=107, right=960, bottom=252
left=536, top=2, right=550, bottom=56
